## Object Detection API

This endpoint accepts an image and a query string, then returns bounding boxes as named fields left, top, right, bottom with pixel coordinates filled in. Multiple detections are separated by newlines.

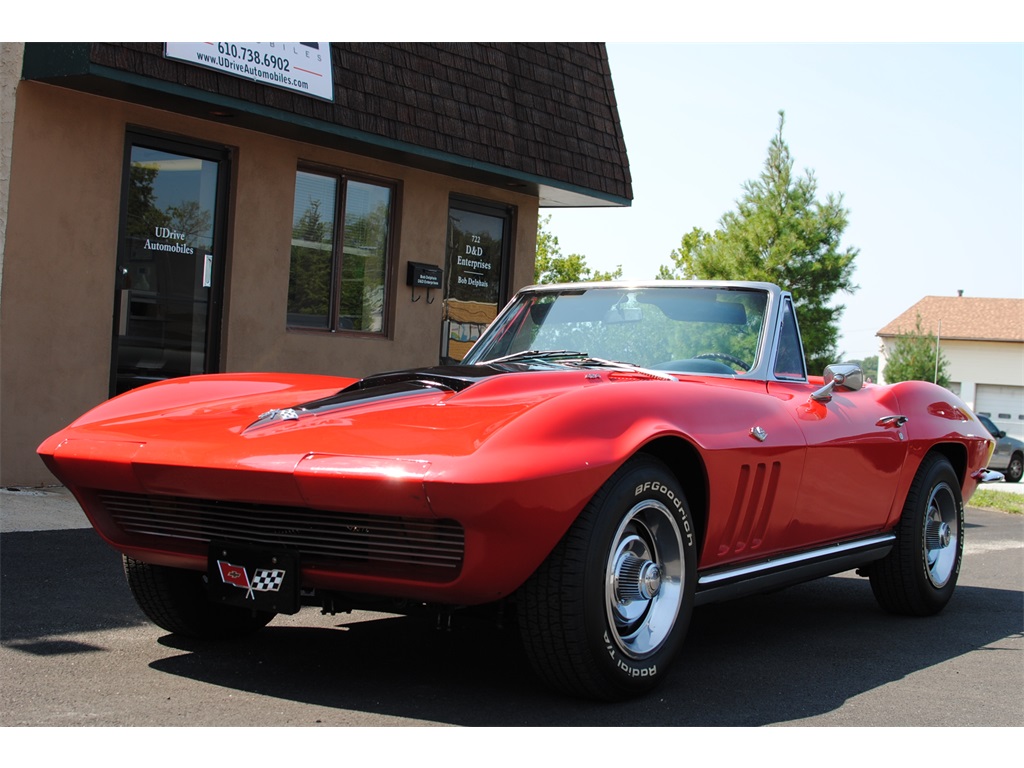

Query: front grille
left=97, top=491, right=464, bottom=578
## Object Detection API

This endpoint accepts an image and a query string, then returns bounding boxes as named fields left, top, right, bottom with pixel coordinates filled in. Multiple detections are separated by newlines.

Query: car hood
left=39, top=363, right=682, bottom=507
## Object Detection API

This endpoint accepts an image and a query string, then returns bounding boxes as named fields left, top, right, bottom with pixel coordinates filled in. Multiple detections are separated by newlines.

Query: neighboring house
left=0, top=43, right=632, bottom=485
left=877, top=295, right=1024, bottom=440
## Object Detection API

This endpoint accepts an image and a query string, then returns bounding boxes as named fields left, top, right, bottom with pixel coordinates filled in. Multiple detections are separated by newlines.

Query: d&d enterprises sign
left=165, top=43, right=334, bottom=101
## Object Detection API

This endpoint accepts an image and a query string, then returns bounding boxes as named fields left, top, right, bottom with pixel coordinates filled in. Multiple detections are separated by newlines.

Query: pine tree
left=659, top=112, right=858, bottom=373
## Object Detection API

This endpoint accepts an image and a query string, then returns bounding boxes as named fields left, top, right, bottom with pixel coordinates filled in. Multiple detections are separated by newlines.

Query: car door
left=763, top=297, right=908, bottom=549
left=767, top=377, right=910, bottom=547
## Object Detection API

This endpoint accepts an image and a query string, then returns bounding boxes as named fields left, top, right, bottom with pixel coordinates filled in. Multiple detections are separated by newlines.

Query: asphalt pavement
left=2, top=483, right=1021, bottom=734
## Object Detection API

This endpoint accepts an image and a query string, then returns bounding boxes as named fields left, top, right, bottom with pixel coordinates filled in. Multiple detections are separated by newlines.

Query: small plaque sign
left=407, top=262, right=443, bottom=288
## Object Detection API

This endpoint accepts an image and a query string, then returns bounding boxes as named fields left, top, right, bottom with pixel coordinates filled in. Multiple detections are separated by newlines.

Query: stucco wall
left=221, top=134, right=535, bottom=379
left=1, top=44, right=24, bottom=294
left=1, top=82, right=539, bottom=485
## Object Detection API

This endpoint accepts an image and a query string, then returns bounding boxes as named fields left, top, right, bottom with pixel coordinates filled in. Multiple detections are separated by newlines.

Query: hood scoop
left=243, top=365, right=515, bottom=434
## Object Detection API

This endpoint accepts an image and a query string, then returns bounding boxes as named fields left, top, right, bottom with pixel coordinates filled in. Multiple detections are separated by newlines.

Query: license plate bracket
left=207, top=542, right=300, bottom=615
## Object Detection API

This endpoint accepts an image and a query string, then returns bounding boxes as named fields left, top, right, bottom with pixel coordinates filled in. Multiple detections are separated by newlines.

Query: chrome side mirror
left=811, top=364, right=864, bottom=402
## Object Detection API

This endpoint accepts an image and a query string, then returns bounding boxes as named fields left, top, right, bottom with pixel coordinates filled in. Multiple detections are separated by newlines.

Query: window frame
left=287, top=163, right=399, bottom=337
left=770, top=296, right=809, bottom=382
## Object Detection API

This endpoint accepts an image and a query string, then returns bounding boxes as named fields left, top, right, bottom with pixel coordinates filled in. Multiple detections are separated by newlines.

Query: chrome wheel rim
left=605, top=499, right=684, bottom=659
left=923, top=481, right=959, bottom=588
left=1008, top=456, right=1022, bottom=481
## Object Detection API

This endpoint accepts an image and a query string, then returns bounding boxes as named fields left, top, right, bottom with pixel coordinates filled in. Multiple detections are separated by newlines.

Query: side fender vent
left=718, top=462, right=781, bottom=556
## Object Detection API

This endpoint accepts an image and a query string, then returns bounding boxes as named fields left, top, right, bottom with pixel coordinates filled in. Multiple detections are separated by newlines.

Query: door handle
left=876, top=415, right=909, bottom=428
left=202, top=253, right=213, bottom=288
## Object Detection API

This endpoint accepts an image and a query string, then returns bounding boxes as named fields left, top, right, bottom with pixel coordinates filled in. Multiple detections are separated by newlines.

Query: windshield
left=463, top=285, right=769, bottom=375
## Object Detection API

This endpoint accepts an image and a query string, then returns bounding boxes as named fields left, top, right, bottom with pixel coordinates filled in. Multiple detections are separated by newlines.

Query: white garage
left=976, top=384, right=1024, bottom=439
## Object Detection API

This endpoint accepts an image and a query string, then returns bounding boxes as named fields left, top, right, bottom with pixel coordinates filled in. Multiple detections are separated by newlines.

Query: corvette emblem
left=217, top=560, right=286, bottom=600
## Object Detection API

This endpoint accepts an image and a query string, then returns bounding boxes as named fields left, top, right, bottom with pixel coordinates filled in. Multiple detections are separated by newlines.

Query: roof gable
left=878, top=296, right=1024, bottom=343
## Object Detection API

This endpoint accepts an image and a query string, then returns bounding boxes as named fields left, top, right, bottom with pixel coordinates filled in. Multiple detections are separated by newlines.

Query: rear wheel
left=517, top=455, right=696, bottom=699
left=124, top=556, right=275, bottom=638
left=868, top=453, right=963, bottom=616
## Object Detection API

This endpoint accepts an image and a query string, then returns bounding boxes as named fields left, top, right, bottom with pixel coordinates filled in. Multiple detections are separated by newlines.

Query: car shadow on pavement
left=146, top=573, right=1022, bottom=727
left=0, top=529, right=146, bottom=646
left=3, top=526, right=1020, bottom=726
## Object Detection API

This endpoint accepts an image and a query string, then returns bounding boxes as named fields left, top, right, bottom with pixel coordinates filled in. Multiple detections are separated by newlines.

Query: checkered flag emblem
left=251, top=568, right=286, bottom=594
left=217, top=560, right=286, bottom=600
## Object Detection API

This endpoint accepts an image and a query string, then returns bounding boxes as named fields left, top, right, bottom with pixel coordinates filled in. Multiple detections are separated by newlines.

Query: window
left=287, top=169, right=394, bottom=333
left=773, top=298, right=807, bottom=381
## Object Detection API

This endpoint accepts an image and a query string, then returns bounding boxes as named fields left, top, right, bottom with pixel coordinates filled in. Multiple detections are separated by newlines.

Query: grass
left=968, top=488, right=1024, bottom=514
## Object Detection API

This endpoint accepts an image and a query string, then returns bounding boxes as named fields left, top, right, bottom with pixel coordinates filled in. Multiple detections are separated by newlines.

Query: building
left=0, top=43, right=632, bottom=485
left=877, top=295, right=1024, bottom=439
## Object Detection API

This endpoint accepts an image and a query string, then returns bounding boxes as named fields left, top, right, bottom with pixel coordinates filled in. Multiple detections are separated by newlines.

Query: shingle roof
left=31, top=43, right=631, bottom=207
left=877, top=296, right=1024, bottom=343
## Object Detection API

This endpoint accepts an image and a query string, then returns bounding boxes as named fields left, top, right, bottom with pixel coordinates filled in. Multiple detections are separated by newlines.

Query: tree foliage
left=657, top=112, right=858, bottom=373
left=126, top=164, right=170, bottom=239
left=882, top=313, right=950, bottom=388
left=167, top=200, right=212, bottom=244
left=288, top=198, right=333, bottom=322
left=535, top=215, right=622, bottom=284
left=848, top=355, right=879, bottom=383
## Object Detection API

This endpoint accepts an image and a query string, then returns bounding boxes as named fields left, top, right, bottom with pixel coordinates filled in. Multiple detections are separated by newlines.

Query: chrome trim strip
left=698, top=533, right=896, bottom=586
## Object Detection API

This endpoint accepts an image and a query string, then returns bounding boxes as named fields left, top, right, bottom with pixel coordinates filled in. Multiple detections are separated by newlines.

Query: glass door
left=441, top=199, right=513, bottom=364
left=112, top=136, right=228, bottom=395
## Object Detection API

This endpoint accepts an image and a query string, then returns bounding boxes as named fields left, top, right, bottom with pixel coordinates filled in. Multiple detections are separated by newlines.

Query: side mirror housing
left=811, top=363, right=864, bottom=402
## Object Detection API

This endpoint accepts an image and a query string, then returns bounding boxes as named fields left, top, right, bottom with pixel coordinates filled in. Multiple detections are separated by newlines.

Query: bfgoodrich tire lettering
left=867, top=453, right=964, bottom=616
left=124, top=556, right=275, bottom=639
left=516, top=455, right=696, bottom=699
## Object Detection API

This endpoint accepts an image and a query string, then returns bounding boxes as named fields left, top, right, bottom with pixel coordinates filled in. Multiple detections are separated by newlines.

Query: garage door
left=976, top=384, right=1024, bottom=440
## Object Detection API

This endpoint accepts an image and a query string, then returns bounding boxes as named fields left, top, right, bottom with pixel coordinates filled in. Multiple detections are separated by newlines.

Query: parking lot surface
left=2, top=485, right=1021, bottom=730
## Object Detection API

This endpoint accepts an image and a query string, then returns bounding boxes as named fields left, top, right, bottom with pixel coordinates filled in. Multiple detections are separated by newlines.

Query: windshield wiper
left=486, top=350, right=641, bottom=369
left=562, top=356, right=639, bottom=370
left=487, top=349, right=590, bottom=364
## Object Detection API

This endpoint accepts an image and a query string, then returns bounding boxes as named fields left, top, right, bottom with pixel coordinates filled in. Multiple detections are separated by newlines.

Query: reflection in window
left=287, top=170, right=393, bottom=333
left=774, top=299, right=807, bottom=380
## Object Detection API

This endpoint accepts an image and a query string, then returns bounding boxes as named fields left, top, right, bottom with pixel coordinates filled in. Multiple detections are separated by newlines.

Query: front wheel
left=124, top=556, right=276, bottom=639
left=867, top=453, right=964, bottom=616
left=516, top=455, right=696, bottom=699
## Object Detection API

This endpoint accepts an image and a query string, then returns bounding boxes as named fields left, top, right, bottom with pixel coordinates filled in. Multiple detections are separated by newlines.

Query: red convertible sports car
left=39, top=281, right=1000, bottom=699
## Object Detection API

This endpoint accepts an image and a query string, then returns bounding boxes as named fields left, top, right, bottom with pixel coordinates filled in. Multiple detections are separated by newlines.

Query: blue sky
left=546, top=42, right=1023, bottom=361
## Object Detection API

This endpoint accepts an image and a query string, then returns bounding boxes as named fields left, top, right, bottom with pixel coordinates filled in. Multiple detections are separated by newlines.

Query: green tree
left=535, top=215, right=622, bottom=283
left=288, top=198, right=333, bottom=321
left=849, top=355, right=879, bottom=383
left=882, top=313, right=950, bottom=388
left=658, top=111, right=858, bottom=373
left=126, top=164, right=170, bottom=239
left=167, top=200, right=212, bottom=244
left=341, top=200, right=390, bottom=330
